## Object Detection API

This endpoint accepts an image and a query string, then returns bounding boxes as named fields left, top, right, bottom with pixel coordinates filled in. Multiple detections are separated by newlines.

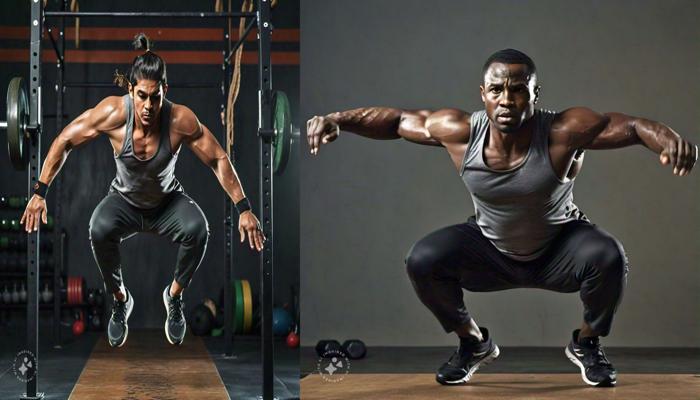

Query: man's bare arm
left=306, top=107, right=470, bottom=154
left=39, top=96, right=124, bottom=185
left=174, top=106, right=264, bottom=251
left=555, top=107, right=697, bottom=176
left=21, top=96, right=124, bottom=232
left=179, top=116, right=246, bottom=203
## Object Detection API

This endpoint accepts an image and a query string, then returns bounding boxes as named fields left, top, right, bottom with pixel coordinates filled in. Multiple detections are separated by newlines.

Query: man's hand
left=659, top=137, right=697, bottom=176
left=20, top=195, right=48, bottom=233
left=238, top=210, right=265, bottom=252
left=306, top=115, right=339, bottom=155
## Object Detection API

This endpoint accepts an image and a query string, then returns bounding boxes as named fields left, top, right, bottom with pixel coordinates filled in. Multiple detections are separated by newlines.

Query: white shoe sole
left=440, top=345, right=500, bottom=385
left=109, top=292, right=133, bottom=348
left=565, top=346, right=616, bottom=387
left=163, top=287, right=185, bottom=345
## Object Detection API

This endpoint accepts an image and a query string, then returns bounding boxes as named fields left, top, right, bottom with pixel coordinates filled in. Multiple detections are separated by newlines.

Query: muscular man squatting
left=306, top=49, right=697, bottom=387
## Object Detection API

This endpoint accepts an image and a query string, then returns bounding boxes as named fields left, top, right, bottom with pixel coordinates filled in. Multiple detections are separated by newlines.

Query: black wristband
left=33, top=181, right=49, bottom=198
left=234, top=197, right=251, bottom=215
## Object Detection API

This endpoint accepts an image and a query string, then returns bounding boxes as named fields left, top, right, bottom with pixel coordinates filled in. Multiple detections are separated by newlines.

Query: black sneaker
left=108, top=287, right=134, bottom=347
left=565, top=329, right=617, bottom=387
left=163, top=285, right=186, bottom=345
left=436, top=327, right=500, bottom=385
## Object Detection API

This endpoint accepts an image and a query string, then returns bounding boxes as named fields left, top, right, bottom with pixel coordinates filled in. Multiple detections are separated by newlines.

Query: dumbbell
left=315, top=339, right=368, bottom=360
left=342, top=339, right=367, bottom=360
left=315, top=340, right=342, bottom=357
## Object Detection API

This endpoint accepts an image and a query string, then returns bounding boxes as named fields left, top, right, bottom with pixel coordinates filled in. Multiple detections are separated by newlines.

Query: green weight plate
left=234, top=280, right=244, bottom=334
left=6, top=77, right=29, bottom=171
left=272, top=91, right=292, bottom=175
left=0, top=236, right=8, bottom=249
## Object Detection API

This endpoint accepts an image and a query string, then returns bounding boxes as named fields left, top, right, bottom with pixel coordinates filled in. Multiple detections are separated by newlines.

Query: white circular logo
left=13, top=350, right=37, bottom=383
left=316, top=350, right=350, bottom=382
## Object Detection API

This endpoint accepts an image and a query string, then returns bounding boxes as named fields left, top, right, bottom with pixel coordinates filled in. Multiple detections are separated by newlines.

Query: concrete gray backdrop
left=300, top=0, right=699, bottom=347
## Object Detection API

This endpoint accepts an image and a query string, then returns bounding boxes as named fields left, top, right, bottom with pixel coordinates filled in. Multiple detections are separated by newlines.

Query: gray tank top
left=109, top=94, right=182, bottom=209
left=460, top=109, right=586, bottom=261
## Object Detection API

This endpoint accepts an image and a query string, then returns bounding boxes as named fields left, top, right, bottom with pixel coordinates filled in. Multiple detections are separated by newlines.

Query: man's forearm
left=326, top=107, right=403, bottom=140
left=38, top=135, right=71, bottom=186
left=212, top=157, right=246, bottom=203
left=631, top=117, right=682, bottom=154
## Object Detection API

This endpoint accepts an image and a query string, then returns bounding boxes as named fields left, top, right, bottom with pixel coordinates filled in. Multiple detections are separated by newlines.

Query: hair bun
left=133, top=33, right=151, bottom=51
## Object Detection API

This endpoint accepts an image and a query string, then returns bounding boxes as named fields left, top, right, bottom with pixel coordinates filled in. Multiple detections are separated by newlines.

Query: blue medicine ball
left=272, top=308, right=293, bottom=336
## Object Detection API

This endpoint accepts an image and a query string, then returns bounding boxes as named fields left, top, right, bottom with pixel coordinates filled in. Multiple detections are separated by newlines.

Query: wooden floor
left=69, top=330, right=229, bottom=400
left=301, top=373, right=700, bottom=400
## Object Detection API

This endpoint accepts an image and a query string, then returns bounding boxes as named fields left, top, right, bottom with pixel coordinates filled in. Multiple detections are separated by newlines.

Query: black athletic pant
left=89, top=191, right=209, bottom=295
left=405, top=217, right=628, bottom=337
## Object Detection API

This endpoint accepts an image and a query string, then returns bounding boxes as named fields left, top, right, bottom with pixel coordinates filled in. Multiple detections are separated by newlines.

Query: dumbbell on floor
left=315, top=339, right=367, bottom=360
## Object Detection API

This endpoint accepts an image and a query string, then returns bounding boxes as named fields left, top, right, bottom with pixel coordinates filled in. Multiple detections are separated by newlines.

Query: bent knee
left=182, top=219, right=210, bottom=244
left=587, top=236, right=628, bottom=277
left=405, top=242, right=441, bottom=279
left=89, top=220, right=115, bottom=243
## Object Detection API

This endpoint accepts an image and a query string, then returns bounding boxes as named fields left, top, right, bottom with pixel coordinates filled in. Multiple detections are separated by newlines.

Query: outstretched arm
left=555, top=107, right=697, bottom=176
left=306, top=107, right=470, bottom=155
left=21, top=96, right=124, bottom=232
left=174, top=106, right=265, bottom=251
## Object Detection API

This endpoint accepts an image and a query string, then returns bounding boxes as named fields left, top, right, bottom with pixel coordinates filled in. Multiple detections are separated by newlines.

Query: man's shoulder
left=95, top=95, right=126, bottom=112
left=169, top=102, right=200, bottom=136
left=92, top=96, right=128, bottom=129
left=550, top=107, right=603, bottom=130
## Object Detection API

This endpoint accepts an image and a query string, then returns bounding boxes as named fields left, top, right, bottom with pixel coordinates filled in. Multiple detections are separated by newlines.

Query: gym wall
left=0, top=0, right=299, bottom=330
left=300, top=0, right=700, bottom=347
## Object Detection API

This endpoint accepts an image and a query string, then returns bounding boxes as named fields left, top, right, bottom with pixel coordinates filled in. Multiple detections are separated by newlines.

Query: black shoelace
left=168, top=296, right=184, bottom=323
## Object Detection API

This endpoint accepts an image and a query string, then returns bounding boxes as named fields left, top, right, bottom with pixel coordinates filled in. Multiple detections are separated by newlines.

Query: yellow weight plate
left=241, top=279, right=253, bottom=334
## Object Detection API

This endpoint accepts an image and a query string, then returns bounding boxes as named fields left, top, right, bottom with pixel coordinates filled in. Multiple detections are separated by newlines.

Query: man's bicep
left=555, top=107, right=613, bottom=150
left=59, top=109, right=103, bottom=149
left=186, top=124, right=227, bottom=167
left=63, top=97, right=124, bottom=148
left=425, top=108, right=470, bottom=145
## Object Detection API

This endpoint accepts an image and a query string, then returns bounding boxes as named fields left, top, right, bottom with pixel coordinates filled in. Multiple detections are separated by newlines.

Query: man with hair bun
left=306, top=48, right=697, bottom=387
left=20, top=33, right=265, bottom=348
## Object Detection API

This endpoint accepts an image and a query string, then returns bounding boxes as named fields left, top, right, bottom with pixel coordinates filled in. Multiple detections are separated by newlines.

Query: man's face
left=480, top=62, right=539, bottom=134
left=129, top=79, right=167, bottom=128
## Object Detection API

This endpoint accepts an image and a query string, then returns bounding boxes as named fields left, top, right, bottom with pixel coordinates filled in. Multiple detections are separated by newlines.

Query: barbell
left=3, top=77, right=37, bottom=171
left=2, top=77, right=294, bottom=174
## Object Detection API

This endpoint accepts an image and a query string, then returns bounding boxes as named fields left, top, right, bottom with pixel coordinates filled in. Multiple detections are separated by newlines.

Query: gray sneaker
left=163, top=285, right=186, bottom=345
left=108, top=288, right=134, bottom=347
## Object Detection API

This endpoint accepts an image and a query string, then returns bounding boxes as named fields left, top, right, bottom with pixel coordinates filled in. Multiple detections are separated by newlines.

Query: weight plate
left=68, top=277, right=74, bottom=305
left=70, top=277, right=77, bottom=304
left=272, top=91, right=292, bottom=175
left=77, top=277, right=84, bottom=304
left=241, top=279, right=253, bottom=334
left=6, top=77, right=29, bottom=170
left=234, top=279, right=244, bottom=334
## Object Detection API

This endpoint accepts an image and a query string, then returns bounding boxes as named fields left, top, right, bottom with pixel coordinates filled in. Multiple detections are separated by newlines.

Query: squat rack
left=20, top=1, right=277, bottom=399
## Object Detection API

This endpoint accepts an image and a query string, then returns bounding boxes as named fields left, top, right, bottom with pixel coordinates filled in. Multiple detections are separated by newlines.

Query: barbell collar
left=258, top=128, right=276, bottom=142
